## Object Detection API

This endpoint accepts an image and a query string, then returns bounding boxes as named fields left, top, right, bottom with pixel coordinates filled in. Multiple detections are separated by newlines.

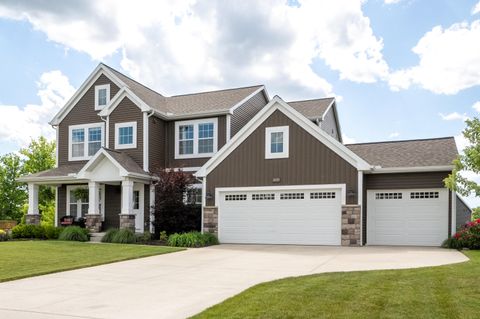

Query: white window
left=68, top=123, right=105, bottom=161
left=184, top=184, right=203, bottom=205
left=133, top=190, right=140, bottom=210
left=95, top=84, right=110, bottom=110
left=66, top=185, right=104, bottom=219
left=174, top=118, right=218, bottom=159
left=265, top=126, right=289, bottom=159
left=115, top=121, right=137, bottom=149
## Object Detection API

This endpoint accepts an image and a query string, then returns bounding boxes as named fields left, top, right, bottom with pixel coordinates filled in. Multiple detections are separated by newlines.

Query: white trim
left=68, top=122, right=105, bottom=161
left=27, top=183, right=39, bottom=215
left=143, top=112, right=149, bottom=171
left=105, top=116, right=110, bottom=148
left=226, top=114, right=231, bottom=141
left=55, top=127, right=59, bottom=167
left=265, top=126, right=289, bottom=159
left=54, top=186, right=58, bottom=227
left=214, top=184, right=347, bottom=206
left=452, top=191, right=457, bottom=235
left=94, top=84, right=110, bottom=110
left=133, top=182, right=145, bottom=232
left=370, top=165, right=454, bottom=174
left=321, top=99, right=335, bottom=121
left=174, top=118, right=218, bottom=159
left=201, top=177, right=206, bottom=233
left=114, top=121, right=137, bottom=149
left=229, top=86, right=265, bottom=113
left=149, top=184, right=155, bottom=233
left=50, top=64, right=125, bottom=125
left=98, top=87, right=152, bottom=117
left=172, top=167, right=202, bottom=172
left=357, top=171, right=363, bottom=246
left=196, top=96, right=371, bottom=177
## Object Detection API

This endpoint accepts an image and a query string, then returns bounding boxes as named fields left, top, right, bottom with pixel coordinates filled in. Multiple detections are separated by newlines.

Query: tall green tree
left=0, top=153, right=27, bottom=222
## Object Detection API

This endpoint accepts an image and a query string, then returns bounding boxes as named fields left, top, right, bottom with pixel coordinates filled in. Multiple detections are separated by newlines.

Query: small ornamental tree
left=152, top=169, right=201, bottom=237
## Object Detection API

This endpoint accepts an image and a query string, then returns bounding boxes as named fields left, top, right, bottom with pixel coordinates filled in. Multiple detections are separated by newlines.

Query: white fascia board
left=50, top=64, right=126, bottom=126
left=332, top=102, right=343, bottom=144
left=164, top=109, right=232, bottom=120
left=77, top=149, right=129, bottom=178
left=321, top=98, right=335, bottom=121
left=369, top=165, right=454, bottom=174
left=229, top=86, right=265, bottom=113
left=196, top=96, right=371, bottom=177
left=99, top=87, right=151, bottom=117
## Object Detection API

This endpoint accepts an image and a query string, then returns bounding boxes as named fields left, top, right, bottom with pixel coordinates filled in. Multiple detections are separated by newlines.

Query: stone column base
left=119, top=214, right=136, bottom=232
left=85, top=214, right=102, bottom=232
left=25, top=214, right=41, bottom=225
left=341, top=205, right=361, bottom=246
left=203, top=206, right=218, bottom=235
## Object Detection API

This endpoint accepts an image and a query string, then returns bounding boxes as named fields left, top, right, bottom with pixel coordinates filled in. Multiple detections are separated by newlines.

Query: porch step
left=89, top=232, right=106, bottom=243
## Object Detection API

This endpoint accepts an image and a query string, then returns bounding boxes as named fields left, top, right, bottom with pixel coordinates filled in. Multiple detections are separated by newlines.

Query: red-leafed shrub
left=443, top=218, right=480, bottom=249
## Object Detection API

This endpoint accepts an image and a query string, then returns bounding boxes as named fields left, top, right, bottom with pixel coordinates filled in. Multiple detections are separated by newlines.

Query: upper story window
left=174, top=118, right=218, bottom=159
left=265, top=126, right=289, bottom=159
left=115, top=121, right=137, bottom=149
left=95, top=84, right=110, bottom=110
left=68, top=123, right=105, bottom=161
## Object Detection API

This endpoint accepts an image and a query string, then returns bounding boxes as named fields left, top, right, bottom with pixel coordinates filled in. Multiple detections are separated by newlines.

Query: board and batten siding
left=58, top=74, right=120, bottom=166
left=231, top=91, right=268, bottom=137
left=165, top=116, right=227, bottom=168
left=149, top=116, right=166, bottom=171
left=108, top=96, right=144, bottom=168
left=362, top=171, right=452, bottom=245
left=205, top=109, right=358, bottom=206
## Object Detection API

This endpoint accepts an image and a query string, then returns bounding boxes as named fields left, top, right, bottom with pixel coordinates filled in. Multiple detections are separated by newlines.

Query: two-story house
left=20, top=63, right=470, bottom=246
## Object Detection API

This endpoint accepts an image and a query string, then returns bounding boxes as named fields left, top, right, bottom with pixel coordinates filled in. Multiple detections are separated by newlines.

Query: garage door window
left=410, top=191, right=439, bottom=199
left=280, top=193, right=304, bottom=200
left=310, top=192, right=336, bottom=199
left=252, top=193, right=275, bottom=200
left=225, top=194, right=247, bottom=201
left=375, top=192, right=402, bottom=199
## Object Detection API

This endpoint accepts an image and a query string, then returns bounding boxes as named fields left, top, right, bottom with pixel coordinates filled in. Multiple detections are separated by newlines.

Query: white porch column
left=121, top=179, right=134, bottom=215
left=27, top=183, right=39, bottom=215
left=88, top=181, right=100, bottom=215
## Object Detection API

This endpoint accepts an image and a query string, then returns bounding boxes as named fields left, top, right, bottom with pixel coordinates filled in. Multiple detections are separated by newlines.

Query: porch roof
left=18, top=163, right=84, bottom=182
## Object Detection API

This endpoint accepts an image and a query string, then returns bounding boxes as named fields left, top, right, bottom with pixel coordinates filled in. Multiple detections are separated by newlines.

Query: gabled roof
left=346, top=137, right=457, bottom=171
left=195, top=96, right=371, bottom=177
left=287, top=97, right=335, bottom=120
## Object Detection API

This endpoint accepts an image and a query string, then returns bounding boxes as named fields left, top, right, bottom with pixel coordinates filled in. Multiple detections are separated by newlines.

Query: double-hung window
left=95, top=84, right=110, bottom=110
left=115, top=122, right=137, bottom=149
left=265, top=126, right=289, bottom=159
left=69, top=123, right=105, bottom=161
left=175, top=118, right=218, bottom=158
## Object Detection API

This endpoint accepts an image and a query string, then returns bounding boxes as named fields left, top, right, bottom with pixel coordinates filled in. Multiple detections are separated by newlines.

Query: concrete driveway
left=0, top=245, right=467, bottom=319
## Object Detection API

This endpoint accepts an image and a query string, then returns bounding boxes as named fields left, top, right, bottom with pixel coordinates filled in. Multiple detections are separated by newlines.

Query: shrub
left=443, top=218, right=480, bottom=249
left=44, top=225, right=63, bottom=239
left=111, top=229, right=136, bottom=244
left=0, top=229, right=8, bottom=241
left=159, top=230, right=168, bottom=242
left=167, top=231, right=219, bottom=248
left=11, top=224, right=63, bottom=240
left=58, top=226, right=89, bottom=242
left=136, top=231, right=152, bottom=244
left=101, top=229, right=119, bottom=243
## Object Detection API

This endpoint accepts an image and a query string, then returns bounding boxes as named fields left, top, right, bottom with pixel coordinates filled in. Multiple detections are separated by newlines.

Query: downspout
left=100, top=115, right=109, bottom=149
left=51, top=124, right=58, bottom=167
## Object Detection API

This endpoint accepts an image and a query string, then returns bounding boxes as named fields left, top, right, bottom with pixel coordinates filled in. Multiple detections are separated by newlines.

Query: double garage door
left=367, top=189, right=449, bottom=246
left=218, top=187, right=342, bottom=245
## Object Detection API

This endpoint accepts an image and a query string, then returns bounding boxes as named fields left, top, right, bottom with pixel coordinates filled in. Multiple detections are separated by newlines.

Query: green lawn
left=194, top=250, right=479, bottom=319
left=0, top=241, right=183, bottom=282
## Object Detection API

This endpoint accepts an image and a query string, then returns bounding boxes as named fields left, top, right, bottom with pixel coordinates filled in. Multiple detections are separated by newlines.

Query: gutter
left=369, top=165, right=454, bottom=174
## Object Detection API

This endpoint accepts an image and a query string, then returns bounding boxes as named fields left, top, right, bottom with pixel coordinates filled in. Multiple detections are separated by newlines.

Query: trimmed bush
left=443, top=218, right=480, bottom=249
left=167, top=231, right=219, bottom=248
left=111, top=229, right=136, bottom=244
left=58, top=226, right=89, bottom=242
left=101, top=229, right=119, bottom=243
left=44, top=225, right=63, bottom=239
left=11, top=224, right=63, bottom=240
left=0, top=229, right=8, bottom=241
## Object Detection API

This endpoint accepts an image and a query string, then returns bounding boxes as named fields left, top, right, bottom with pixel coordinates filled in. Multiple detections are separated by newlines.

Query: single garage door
left=367, top=189, right=449, bottom=246
left=218, top=187, right=342, bottom=245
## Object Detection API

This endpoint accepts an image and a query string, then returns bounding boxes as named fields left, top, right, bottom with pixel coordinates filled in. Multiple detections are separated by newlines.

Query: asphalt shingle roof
left=287, top=98, right=335, bottom=119
left=102, top=148, right=148, bottom=175
left=346, top=137, right=458, bottom=168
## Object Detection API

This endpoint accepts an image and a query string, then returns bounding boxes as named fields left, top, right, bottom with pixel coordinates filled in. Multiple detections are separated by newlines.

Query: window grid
left=375, top=192, right=403, bottom=200
left=119, top=126, right=133, bottom=145
left=310, top=192, right=336, bottom=199
left=88, top=127, right=102, bottom=156
left=270, top=132, right=284, bottom=153
left=225, top=194, right=247, bottom=201
left=98, top=88, right=107, bottom=106
left=71, top=129, right=85, bottom=158
left=198, top=123, right=214, bottom=154
left=179, top=125, right=194, bottom=155
left=252, top=193, right=275, bottom=200
left=410, top=191, right=439, bottom=199
left=280, top=193, right=304, bottom=200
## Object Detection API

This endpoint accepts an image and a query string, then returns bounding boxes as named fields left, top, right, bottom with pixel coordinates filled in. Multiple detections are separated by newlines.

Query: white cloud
left=439, top=112, right=469, bottom=121
left=384, top=0, right=402, bottom=4
left=389, top=20, right=480, bottom=94
left=388, top=132, right=400, bottom=138
left=0, top=71, right=75, bottom=147
left=342, top=134, right=357, bottom=144
left=473, top=1, right=480, bottom=15
left=472, top=101, right=480, bottom=113
left=0, top=0, right=389, bottom=100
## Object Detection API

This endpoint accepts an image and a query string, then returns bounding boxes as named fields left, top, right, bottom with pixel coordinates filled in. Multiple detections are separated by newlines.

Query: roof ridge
left=345, top=136, right=455, bottom=146
left=288, top=97, right=335, bottom=103
left=169, top=84, right=264, bottom=98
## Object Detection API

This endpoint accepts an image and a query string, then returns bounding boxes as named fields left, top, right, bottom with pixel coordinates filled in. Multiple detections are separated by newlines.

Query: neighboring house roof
left=346, top=137, right=457, bottom=170
left=287, top=97, right=334, bottom=120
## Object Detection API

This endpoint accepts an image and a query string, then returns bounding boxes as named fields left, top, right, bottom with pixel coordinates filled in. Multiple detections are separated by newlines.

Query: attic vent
left=375, top=192, right=402, bottom=200
left=310, top=192, right=336, bottom=199
left=225, top=194, right=247, bottom=201
left=410, top=192, right=439, bottom=199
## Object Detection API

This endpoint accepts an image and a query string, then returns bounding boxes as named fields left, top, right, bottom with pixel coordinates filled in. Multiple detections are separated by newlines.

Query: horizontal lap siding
left=231, top=91, right=268, bottom=136
left=165, top=116, right=227, bottom=168
left=108, top=97, right=144, bottom=168
left=149, top=116, right=166, bottom=171
left=206, top=110, right=358, bottom=206
left=58, top=75, right=119, bottom=166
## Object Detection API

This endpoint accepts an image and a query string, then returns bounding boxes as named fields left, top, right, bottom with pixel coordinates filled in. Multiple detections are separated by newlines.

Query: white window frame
left=66, top=185, right=105, bottom=220
left=265, top=126, right=289, bottom=159
left=94, top=84, right=110, bottom=110
left=174, top=118, right=218, bottom=159
left=115, top=121, right=137, bottom=149
left=68, top=122, right=105, bottom=161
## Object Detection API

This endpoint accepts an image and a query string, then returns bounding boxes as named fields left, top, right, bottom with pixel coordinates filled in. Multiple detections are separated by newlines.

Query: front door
left=133, top=184, right=144, bottom=233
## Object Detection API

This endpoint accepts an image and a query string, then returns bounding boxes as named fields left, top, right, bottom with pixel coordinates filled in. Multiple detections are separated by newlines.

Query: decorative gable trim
left=195, top=96, right=372, bottom=178
left=98, top=87, right=151, bottom=116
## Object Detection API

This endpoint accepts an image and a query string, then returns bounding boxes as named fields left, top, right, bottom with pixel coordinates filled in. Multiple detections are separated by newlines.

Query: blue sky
left=0, top=0, right=479, bottom=204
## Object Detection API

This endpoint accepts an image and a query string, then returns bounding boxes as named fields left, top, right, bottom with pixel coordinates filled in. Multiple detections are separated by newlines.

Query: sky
left=0, top=0, right=479, bottom=205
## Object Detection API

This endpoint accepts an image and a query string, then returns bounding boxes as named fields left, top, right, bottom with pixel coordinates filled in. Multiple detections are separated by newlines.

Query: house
left=19, top=63, right=471, bottom=246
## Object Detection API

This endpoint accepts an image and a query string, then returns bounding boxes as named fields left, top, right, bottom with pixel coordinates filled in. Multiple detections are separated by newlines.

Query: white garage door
left=367, top=189, right=449, bottom=246
left=218, top=187, right=342, bottom=245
